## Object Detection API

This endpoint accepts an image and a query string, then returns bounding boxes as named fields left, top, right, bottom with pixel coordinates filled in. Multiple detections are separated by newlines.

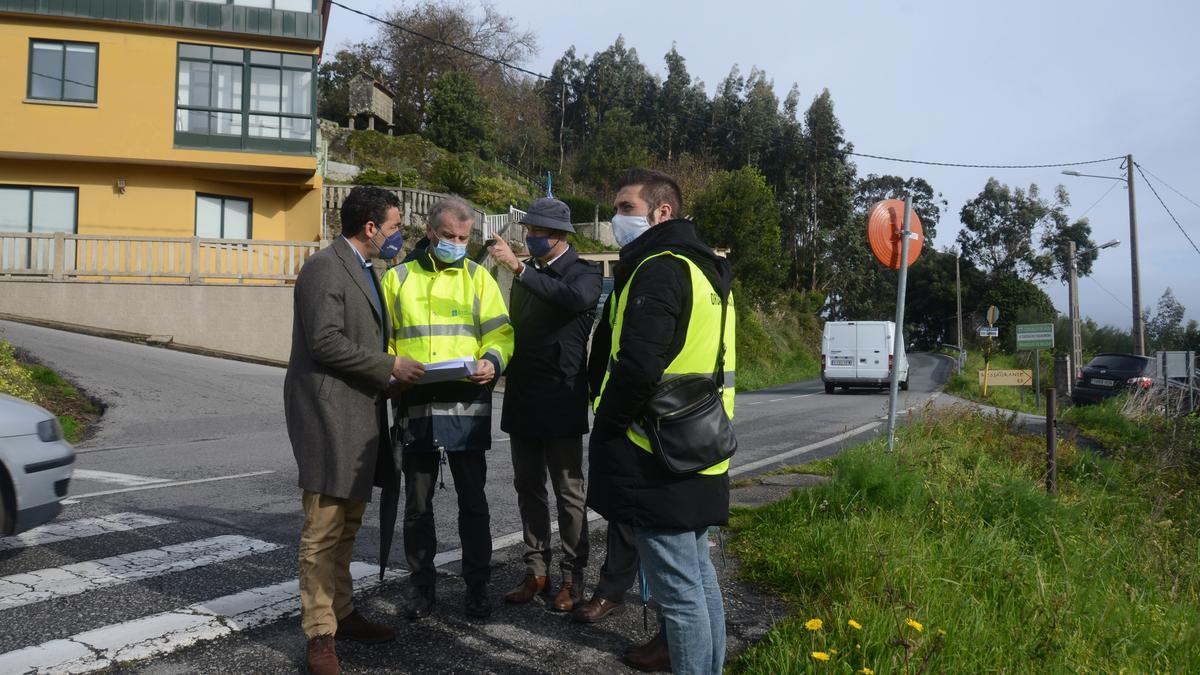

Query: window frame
left=0, top=185, right=80, bottom=234
left=195, top=193, right=253, bottom=240
left=190, top=0, right=318, bottom=11
left=27, top=39, right=99, bottom=104
left=174, top=43, right=316, bottom=155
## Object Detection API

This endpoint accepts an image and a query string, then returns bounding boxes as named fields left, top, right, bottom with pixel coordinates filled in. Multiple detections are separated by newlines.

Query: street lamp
left=1067, top=238, right=1120, bottom=390
left=1062, top=153, right=1144, bottom=355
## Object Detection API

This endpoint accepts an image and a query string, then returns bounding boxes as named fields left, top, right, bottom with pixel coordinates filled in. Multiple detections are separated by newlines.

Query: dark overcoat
left=500, top=246, right=602, bottom=438
left=284, top=237, right=394, bottom=501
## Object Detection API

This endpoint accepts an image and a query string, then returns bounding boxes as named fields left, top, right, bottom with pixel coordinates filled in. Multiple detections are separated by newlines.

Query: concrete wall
left=0, top=280, right=294, bottom=364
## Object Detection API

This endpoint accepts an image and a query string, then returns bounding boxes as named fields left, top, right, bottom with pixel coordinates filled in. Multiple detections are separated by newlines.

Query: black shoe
left=464, top=586, right=492, bottom=619
left=404, top=585, right=435, bottom=621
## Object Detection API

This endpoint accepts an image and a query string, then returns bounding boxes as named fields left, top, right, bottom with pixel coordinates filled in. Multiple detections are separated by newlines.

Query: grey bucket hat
left=519, top=197, right=575, bottom=233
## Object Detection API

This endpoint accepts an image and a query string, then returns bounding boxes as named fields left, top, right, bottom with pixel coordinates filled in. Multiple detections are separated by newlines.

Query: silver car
left=0, top=393, right=75, bottom=535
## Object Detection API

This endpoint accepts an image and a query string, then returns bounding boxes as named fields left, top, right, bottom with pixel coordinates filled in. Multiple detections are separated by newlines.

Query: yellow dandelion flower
left=830, top=648, right=838, bottom=655
left=805, top=618, right=823, bottom=631
left=811, top=651, right=830, bottom=662
left=848, top=619, right=863, bottom=630
left=906, top=618, right=924, bottom=632
left=859, top=669, right=875, bottom=675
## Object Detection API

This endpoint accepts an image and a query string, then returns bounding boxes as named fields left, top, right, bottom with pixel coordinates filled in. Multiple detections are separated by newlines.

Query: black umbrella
left=378, top=484, right=401, bottom=580
left=377, top=398, right=407, bottom=580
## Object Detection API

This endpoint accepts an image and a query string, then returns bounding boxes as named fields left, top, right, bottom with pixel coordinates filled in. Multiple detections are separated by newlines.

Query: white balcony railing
left=0, top=232, right=320, bottom=283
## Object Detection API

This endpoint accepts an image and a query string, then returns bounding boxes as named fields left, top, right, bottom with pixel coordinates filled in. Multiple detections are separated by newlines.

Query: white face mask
left=612, top=214, right=651, bottom=247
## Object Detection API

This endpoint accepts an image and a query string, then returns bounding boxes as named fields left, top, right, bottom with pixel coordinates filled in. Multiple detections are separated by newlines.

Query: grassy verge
left=944, top=349, right=1055, bottom=414
left=0, top=338, right=99, bottom=443
left=737, top=303, right=821, bottom=392
left=728, top=408, right=1200, bottom=673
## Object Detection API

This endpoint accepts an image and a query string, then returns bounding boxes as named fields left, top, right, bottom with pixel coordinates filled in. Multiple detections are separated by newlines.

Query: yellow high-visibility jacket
left=381, top=251, right=514, bottom=452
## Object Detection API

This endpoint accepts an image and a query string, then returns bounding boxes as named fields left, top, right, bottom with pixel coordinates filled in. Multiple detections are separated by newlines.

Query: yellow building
left=0, top=0, right=328, bottom=245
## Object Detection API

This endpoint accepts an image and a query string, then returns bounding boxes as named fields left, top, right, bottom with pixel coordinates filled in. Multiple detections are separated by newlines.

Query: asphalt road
left=0, top=319, right=951, bottom=673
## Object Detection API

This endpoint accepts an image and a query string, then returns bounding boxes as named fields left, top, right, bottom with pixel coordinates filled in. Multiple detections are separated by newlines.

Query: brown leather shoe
left=550, top=580, right=579, bottom=612
left=335, top=609, right=395, bottom=644
left=306, top=635, right=339, bottom=675
left=624, top=630, right=670, bottom=672
left=570, top=594, right=623, bottom=623
left=503, top=574, right=547, bottom=604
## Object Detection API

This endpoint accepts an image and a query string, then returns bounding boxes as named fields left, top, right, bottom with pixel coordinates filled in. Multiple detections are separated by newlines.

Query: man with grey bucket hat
left=487, top=197, right=602, bottom=612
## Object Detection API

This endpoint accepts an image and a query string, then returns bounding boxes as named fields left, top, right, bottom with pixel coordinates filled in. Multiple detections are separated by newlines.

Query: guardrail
left=482, top=206, right=527, bottom=241
left=0, top=232, right=319, bottom=283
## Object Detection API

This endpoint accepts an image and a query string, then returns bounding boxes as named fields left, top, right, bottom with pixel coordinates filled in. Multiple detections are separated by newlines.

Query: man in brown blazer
left=284, top=186, right=424, bottom=675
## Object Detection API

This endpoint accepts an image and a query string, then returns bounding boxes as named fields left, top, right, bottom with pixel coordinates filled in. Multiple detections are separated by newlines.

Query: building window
left=196, top=194, right=251, bottom=239
left=28, top=40, right=98, bottom=103
left=0, top=186, right=78, bottom=270
left=175, top=44, right=314, bottom=154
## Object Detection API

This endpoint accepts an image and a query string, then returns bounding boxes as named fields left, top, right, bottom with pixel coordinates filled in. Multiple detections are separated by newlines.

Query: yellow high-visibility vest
left=381, top=252, right=514, bottom=379
left=596, top=251, right=736, bottom=476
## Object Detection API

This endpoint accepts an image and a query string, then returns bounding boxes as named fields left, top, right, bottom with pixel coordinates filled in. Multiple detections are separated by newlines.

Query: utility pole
left=955, top=250, right=963, bottom=375
left=886, top=195, right=913, bottom=454
left=1127, top=154, right=1145, bottom=355
left=1068, top=240, right=1081, bottom=393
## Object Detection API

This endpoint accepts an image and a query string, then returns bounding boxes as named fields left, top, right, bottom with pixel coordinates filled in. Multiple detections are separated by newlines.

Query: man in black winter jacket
left=487, top=198, right=602, bottom=612
left=588, top=168, right=735, bottom=675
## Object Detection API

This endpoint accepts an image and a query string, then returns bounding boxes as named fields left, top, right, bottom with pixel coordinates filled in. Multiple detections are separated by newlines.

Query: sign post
left=866, top=197, right=923, bottom=453
left=1016, top=323, right=1054, bottom=410
left=982, top=305, right=999, bottom=395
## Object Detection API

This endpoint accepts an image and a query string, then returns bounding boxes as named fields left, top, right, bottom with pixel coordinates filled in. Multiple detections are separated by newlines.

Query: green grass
left=0, top=339, right=99, bottom=444
left=1063, top=396, right=1153, bottom=451
left=737, top=305, right=821, bottom=392
left=767, top=458, right=837, bottom=477
left=728, top=408, right=1200, bottom=674
left=944, top=349, right=1055, bottom=414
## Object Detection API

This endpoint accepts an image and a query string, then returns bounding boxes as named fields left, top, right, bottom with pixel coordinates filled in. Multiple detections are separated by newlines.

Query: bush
left=353, top=169, right=406, bottom=187
left=558, top=194, right=614, bottom=223
left=432, top=156, right=477, bottom=198
left=473, top=175, right=534, bottom=213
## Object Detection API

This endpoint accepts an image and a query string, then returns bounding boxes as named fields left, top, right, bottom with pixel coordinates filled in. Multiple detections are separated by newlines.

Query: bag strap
left=711, top=280, right=728, bottom=388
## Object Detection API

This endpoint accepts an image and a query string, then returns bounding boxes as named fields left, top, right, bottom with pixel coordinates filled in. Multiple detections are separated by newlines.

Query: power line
left=845, top=151, right=1125, bottom=170
left=1135, top=163, right=1200, bottom=256
left=1078, top=179, right=1121, bottom=219
left=1137, top=164, right=1200, bottom=213
left=329, top=1, right=1125, bottom=173
left=1085, top=275, right=1132, bottom=311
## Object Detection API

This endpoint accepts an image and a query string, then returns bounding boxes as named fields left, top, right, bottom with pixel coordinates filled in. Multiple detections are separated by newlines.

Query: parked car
left=1071, top=353, right=1153, bottom=406
left=0, top=394, right=75, bottom=536
left=821, top=320, right=909, bottom=394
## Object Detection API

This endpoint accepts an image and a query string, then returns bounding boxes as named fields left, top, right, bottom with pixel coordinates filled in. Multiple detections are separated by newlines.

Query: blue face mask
left=432, top=237, right=467, bottom=264
left=371, top=228, right=405, bottom=260
left=525, top=235, right=554, bottom=258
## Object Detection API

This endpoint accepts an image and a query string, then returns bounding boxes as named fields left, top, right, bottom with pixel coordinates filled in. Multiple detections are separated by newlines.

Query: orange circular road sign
left=867, top=199, right=923, bottom=270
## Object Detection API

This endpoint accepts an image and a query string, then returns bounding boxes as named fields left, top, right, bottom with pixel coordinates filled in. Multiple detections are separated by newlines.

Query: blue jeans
left=632, top=527, right=725, bottom=675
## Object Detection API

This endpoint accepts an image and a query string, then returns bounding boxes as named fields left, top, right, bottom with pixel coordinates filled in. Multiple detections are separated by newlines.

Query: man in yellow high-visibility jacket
left=380, top=196, right=514, bottom=621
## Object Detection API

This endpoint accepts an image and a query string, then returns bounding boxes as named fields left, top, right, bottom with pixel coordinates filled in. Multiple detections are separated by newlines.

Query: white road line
left=729, top=421, right=883, bottom=477
left=0, top=563, right=404, bottom=674
left=67, top=471, right=276, bottom=500
left=0, top=535, right=279, bottom=611
left=0, top=513, right=173, bottom=552
left=71, top=470, right=170, bottom=487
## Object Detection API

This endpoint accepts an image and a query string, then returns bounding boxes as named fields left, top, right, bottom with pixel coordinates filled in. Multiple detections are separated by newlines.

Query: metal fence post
left=1046, top=388, right=1057, bottom=496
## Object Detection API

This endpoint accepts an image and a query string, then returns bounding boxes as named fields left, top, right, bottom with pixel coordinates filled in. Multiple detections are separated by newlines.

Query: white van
left=821, top=321, right=908, bottom=394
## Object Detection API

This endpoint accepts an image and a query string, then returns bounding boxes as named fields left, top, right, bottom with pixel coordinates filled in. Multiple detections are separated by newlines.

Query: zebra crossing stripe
left=0, top=562, right=405, bottom=674
left=0, top=535, right=280, bottom=611
left=0, top=513, right=173, bottom=552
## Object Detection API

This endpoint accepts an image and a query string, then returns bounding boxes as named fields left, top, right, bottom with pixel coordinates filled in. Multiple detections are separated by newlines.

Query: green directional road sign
left=1016, top=323, right=1054, bottom=350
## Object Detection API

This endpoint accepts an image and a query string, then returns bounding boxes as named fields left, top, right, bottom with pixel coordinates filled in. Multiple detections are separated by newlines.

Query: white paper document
left=417, top=357, right=477, bottom=384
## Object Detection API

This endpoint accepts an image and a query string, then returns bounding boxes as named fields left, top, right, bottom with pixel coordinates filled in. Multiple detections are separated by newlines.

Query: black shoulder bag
left=639, top=282, right=737, bottom=474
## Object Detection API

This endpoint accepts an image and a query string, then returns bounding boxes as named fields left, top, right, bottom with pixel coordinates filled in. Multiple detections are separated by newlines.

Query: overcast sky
left=324, top=0, right=1200, bottom=330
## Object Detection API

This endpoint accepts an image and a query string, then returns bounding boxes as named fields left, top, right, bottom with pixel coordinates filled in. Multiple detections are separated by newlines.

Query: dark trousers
left=402, top=450, right=491, bottom=589
left=511, top=435, right=589, bottom=579
left=594, top=520, right=639, bottom=603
